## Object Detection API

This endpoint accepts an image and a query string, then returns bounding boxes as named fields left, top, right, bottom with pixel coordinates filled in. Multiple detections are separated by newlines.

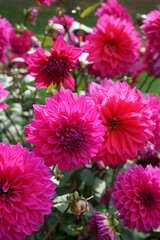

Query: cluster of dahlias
left=1, top=0, right=160, bottom=239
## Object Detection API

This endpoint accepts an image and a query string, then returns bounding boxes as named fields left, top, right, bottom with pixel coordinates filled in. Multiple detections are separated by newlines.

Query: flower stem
left=43, top=203, right=71, bottom=240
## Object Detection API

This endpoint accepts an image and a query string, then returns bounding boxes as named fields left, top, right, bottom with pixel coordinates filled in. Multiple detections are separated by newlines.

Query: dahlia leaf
left=80, top=0, right=103, bottom=19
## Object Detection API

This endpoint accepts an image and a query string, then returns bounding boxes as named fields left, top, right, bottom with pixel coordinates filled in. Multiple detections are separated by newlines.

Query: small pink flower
left=89, top=80, right=154, bottom=167
left=89, top=211, right=115, bottom=240
left=111, top=164, right=160, bottom=232
left=10, top=29, right=33, bottom=58
left=95, top=0, right=133, bottom=24
left=0, top=142, right=57, bottom=240
left=86, top=15, right=141, bottom=78
left=24, top=87, right=104, bottom=171
left=0, top=16, right=12, bottom=63
left=26, top=36, right=83, bottom=89
left=49, top=15, right=74, bottom=29
left=0, top=83, right=9, bottom=109
left=37, top=0, right=55, bottom=6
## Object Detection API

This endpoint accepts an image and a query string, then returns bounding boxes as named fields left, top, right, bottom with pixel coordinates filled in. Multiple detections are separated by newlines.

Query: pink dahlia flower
left=146, top=93, right=160, bottom=150
left=24, top=87, right=104, bottom=171
left=49, top=15, right=74, bottom=29
left=89, top=211, right=115, bottom=240
left=86, top=15, right=141, bottom=78
left=0, top=142, right=57, bottom=240
left=0, top=16, right=12, bottom=63
left=10, top=29, right=33, bottom=58
left=37, top=0, right=55, bottom=6
left=26, top=35, right=82, bottom=89
left=141, top=10, right=160, bottom=77
left=89, top=80, right=154, bottom=166
left=111, top=164, right=160, bottom=232
left=95, top=0, right=133, bottom=24
left=0, top=83, right=10, bottom=109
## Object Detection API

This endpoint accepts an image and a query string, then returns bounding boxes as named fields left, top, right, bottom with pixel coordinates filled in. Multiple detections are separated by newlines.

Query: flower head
left=89, top=80, right=154, bottom=167
left=10, top=29, right=33, bottom=58
left=111, top=164, right=160, bottom=232
left=0, top=142, right=57, bottom=240
left=146, top=93, right=160, bottom=150
left=0, top=83, right=10, bottom=109
left=49, top=15, right=74, bottom=29
left=0, top=16, right=12, bottom=63
left=24, top=87, right=104, bottom=171
left=27, top=7, right=38, bottom=24
left=86, top=15, right=141, bottom=78
left=141, top=10, right=160, bottom=77
left=89, top=211, right=115, bottom=240
left=37, top=0, right=55, bottom=6
left=26, top=36, right=83, bottom=89
left=95, top=0, right=133, bottom=24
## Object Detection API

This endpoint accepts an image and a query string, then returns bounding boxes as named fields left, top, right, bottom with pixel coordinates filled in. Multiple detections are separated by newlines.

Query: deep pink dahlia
left=111, top=164, right=160, bottom=232
left=49, top=15, right=74, bottom=29
left=95, top=0, right=133, bottom=24
left=146, top=93, right=160, bottom=150
left=141, top=10, right=160, bottom=77
left=0, top=83, right=9, bottom=109
left=86, top=15, right=141, bottom=78
left=89, top=211, right=114, bottom=240
left=0, top=16, right=12, bottom=63
left=0, top=142, right=57, bottom=240
left=37, top=0, right=55, bottom=6
left=24, top=87, right=104, bottom=171
left=89, top=80, right=154, bottom=166
left=26, top=36, right=83, bottom=89
left=10, top=29, right=33, bottom=58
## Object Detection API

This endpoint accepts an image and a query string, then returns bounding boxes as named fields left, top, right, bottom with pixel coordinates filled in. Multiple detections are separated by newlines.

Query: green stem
left=43, top=203, right=71, bottom=240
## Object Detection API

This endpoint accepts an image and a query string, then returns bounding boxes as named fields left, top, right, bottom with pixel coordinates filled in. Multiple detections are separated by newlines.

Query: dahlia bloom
left=86, top=15, right=141, bottom=78
left=89, top=212, right=114, bottom=240
left=146, top=93, right=160, bottom=150
left=37, top=0, right=55, bottom=6
left=111, top=164, right=160, bottom=232
left=24, top=87, right=104, bottom=171
left=0, top=142, right=57, bottom=240
left=10, top=29, right=33, bottom=58
left=89, top=80, right=154, bottom=166
left=49, top=15, right=74, bottom=29
left=141, top=10, right=160, bottom=77
left=0, top=16, right=12, bottom=63
left=26, top=36, right=82, bottom=89
left=27, top=7, right=38, bottom=24
left=0, top=83, right=10, bottom=109
left=95, top=0, right=133, bottom=24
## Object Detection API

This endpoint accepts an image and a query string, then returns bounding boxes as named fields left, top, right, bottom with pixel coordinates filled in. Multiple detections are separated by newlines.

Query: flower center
left=60, top=128, right=83, bottom=152
left=140, top=191, right=154, bottom=207
left=108, top=119, right=119, bottom=130
left=47, top=57, right=71, bottom=80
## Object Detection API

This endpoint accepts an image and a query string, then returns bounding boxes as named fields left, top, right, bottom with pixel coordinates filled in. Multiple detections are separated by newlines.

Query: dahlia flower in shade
left=10, top=29, right=33, bottom=58
left=111, top=164, right=160, bottom=232
left=86, top=15, right=141, bottom=78
left=0, top=16, right=12, bottom=63
left=26, top=35, right=83, bottom=89
left=95, top=0, right=133, bottom=24
left=89, top=212, right=115, bottom=240
left=89, top=80, right=154, bottom=167
left=37, top=0, right=55, bottom=6
left=146, top=93, right=160, bottom=150
left=0, top=142, right=57, bottom=240
left=24, top=87, right=104, bottom=171
left=0, top=83, right=10, bottom=109
left=49, top=15, right=74, bottom=29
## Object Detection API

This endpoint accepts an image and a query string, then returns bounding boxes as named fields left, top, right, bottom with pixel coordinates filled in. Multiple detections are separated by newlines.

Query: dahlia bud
left=45, top=21, right=65, bottom=40
left=70, top=199, right=89, bottom=218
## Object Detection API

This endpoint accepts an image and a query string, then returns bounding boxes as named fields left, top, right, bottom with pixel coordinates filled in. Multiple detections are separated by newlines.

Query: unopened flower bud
left=70, top=199, right=89, bottom=218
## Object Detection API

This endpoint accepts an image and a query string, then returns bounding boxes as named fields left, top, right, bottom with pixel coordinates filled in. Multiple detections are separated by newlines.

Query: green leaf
left=80, top=168, right=94, bottom=186
left=80, top=0, right=103, bottom=19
